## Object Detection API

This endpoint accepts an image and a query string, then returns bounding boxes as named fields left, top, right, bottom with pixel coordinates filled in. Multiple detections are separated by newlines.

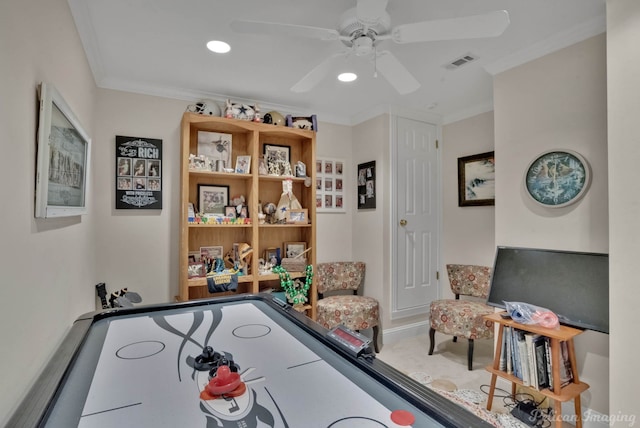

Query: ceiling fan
left=230, top=0, right=510, bottom=94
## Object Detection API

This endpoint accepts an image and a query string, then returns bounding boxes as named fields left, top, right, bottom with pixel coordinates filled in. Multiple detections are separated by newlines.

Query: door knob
left=400, top=219, right=407, bottom=226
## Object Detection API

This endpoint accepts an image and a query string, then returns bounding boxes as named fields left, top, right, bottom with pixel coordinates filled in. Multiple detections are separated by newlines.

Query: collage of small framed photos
left=357, top=160, right=376, bottom=209
left=116, top=135, right=162, bottom=209
left=316, top=158, right=345, bottom=213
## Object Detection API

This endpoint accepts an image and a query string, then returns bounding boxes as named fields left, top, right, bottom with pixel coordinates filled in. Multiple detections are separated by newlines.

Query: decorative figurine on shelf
left=295, top=161, right=307, bottom=178
left=263, top=111, right=285, bottom=126
left=186, top=99, right=221, bottom=117
left=276, top=179, right=302, bottom=223
left=263, top=203, right=277, bottom=224
left=286, top=114, right=317, bottom=131
left=282, top=161, right=293, bottom=177
left=224, top=99, right=259, bottom=121
left=258, top=156, right=268, bottom=175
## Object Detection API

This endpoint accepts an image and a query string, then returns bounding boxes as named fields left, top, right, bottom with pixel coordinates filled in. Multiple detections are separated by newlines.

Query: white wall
left=93, top=89, right=186, bottom=303
left=494, top=34, right=609, bottom=414
left=442, top=111, right=496, bottom=281
left=606, top=0, right=640, bottom=420
left=315, top=122, right=354, bottom=263
left=352, top=116, right=394, bottom=328
left=0, top=0, right=98, bottom=422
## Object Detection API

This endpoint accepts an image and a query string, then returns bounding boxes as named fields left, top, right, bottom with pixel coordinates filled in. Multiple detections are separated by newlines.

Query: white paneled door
left=392, top=117, right=439, bottom=319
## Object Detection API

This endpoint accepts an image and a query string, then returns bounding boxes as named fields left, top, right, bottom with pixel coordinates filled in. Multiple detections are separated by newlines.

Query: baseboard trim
left=560, top=402, right=611, bottom=428
left=381, top=320, right=430, bottom=346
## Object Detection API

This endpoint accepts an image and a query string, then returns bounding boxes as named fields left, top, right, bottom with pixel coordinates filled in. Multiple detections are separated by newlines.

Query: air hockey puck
left=390, top=409, right=415, bottom=426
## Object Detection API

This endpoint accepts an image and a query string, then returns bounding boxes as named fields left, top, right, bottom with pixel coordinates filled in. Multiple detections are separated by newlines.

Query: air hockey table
left=9, top=294, right=493, bottom=427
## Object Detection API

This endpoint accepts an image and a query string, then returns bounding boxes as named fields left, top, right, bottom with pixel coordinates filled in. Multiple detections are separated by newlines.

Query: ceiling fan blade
left=392, top=10, right=510, bottom=43
left=291, top=52, right=347, bottom=93
left=230, top=20, right=339, bottom=41
left=375, top=51, right=420, bottom=94
left=357, top=0, right=389, bottom=24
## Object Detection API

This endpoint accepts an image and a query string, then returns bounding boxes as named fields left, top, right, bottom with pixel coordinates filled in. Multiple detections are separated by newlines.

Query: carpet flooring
left=377, top=333, right=556, bottom=428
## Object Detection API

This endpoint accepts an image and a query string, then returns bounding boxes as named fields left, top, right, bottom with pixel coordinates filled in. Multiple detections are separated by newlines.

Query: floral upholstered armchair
left=429, top=264, right=494, bottom=370
left=315, top=262, right=380, bottom=352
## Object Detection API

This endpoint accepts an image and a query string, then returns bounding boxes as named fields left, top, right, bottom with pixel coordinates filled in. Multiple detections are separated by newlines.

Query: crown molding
left=443, top=101, right=494, bottom=125
left=484, top=15, right=606, bottom=76
left=67, top=0, right=105, bottom=85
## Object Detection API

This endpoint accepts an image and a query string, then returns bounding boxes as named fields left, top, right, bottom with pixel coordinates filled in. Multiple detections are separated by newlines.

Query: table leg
left=487, top=374, right=498, bottom=411
left=555, top=400, right=562, bottom=428
left=574, top=395, right=583, bottom=428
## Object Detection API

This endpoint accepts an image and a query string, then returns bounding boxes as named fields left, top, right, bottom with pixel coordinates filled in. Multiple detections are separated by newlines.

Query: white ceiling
left=67, top=0, right=606, bottom=124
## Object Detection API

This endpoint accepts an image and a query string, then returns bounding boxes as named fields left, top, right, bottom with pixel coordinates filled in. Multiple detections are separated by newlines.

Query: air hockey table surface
left=9, top=294, right=493, bottom=427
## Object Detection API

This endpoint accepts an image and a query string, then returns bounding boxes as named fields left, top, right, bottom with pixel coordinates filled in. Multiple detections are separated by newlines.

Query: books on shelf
left=499, top=326, right=573, bottom=390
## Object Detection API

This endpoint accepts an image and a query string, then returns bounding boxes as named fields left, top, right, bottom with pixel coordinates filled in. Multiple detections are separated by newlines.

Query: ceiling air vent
left=444, top=53, right=478, bottom=70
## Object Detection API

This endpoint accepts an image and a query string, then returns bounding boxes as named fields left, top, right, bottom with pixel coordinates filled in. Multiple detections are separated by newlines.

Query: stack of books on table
left=499, top=326, right=573, bottom=390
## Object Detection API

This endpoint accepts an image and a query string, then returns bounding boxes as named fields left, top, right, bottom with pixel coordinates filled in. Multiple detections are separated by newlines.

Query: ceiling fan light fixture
left=338, top=72, right=358, bottom=83
left=206, top=40, right=231, bottom=54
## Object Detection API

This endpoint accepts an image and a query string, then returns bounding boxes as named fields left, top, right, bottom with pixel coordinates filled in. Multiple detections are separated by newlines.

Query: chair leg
left=428, top=327, right=435, bottom=355
left=467, top=339, right=474, bottom=371
left=372, top=325, right=380, bottom=353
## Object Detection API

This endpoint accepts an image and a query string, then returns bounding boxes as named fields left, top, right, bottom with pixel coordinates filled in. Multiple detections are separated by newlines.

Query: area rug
left=409, top=372, right=529, bottom=428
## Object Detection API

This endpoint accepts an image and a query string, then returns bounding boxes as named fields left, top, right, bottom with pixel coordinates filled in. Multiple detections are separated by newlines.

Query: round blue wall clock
left=524, top=150, right=591, bottom=207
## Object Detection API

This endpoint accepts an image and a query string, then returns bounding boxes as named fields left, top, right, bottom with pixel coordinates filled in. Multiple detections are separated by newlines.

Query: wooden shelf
left=179, top=113, right=317, bottom=319
left=484, top=312, right=589, bottom=428
left=188, top=223, right=253, bottom=228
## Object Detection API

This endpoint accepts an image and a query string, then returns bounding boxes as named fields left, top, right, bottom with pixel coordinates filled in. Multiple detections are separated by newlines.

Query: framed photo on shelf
left=188, top=262, right=206, bottom=278
left=284, top=242, right=307, bottom=258
left=286, top=208, right=308, bottom=224
left=224, top=206, right=237, bottom=218
left=235, top=155, right=251, bottom=174
left=457, top=151, right=495, bottom=207
left=198, top=184, right=229, bottom=215
left=263, top=144, right=290, bottom=163
left=35, top=82, right=91, bottom=218
left=200, top=246, right=223, bottom=265
left=197, top=131, right=232, bottom=169
left=188, top=251, right=201, bottom=263
left=265, top=247, right=281, bottom=266
left=238, top=205, right=248, bottom=218
left=357, top=161, right=376, bottom=210
left=316, top=157, right=346, bottom=213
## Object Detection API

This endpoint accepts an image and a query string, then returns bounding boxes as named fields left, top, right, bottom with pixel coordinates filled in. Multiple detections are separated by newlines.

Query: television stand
left=483, top=312, right=589, bottom=428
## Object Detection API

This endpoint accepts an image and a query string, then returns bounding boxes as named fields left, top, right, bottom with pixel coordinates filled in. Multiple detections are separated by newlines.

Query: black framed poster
left=116, top=135, right=162, bottom=209
left=357, top=160, right=376, bottom=209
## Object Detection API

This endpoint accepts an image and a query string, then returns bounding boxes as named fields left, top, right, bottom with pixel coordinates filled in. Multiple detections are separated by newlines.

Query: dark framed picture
left=457, top=151, right=495, bottom=207
left=265, top=247, right=281, bottom=266
left=239, top=205, right=249, bottom=218
left=357, top=161, right=376, bottom=209
left=198, top=184, right=229, bottom=215
left=224, top=206, right=237, bottom=218
left=263, top=144, right=290, bottom=163
left=115, top=135, right=163, bottom=210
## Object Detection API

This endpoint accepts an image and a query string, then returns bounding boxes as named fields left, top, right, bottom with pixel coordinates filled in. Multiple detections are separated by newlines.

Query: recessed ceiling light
left=206, top=40, right=231, bottom=54
left=337, top=72, right=357, bottom=83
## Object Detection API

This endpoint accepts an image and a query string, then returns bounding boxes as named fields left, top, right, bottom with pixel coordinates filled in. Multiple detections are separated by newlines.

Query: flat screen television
left=487, top=246, right=609, bottom=334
